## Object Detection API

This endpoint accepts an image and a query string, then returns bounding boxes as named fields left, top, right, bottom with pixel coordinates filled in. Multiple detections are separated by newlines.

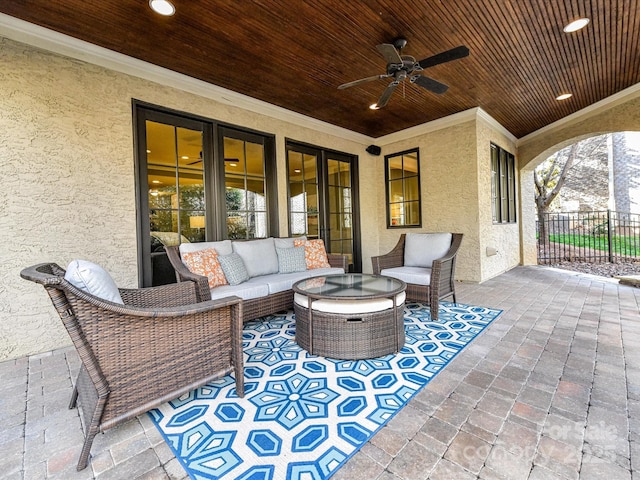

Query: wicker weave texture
left=20, top=263, right=245, bottom=471
left=295, top=303, right=405, bottom=360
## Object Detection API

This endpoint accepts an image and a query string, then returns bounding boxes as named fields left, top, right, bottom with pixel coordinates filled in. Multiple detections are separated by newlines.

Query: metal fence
left=537, top=210, right=640, bottom=264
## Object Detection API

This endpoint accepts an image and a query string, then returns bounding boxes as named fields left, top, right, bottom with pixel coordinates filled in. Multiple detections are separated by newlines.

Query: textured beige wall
left=518, top=88, right=640, bottom=169
left=0, top=37, right=374, bottom=360
left=376, top=121, right=484, bottom=281
left=476, top=117, right=520, bottom=280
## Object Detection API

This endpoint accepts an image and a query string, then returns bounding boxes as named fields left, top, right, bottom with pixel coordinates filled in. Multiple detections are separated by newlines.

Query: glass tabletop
left=293, top=274, right=406, bottom=299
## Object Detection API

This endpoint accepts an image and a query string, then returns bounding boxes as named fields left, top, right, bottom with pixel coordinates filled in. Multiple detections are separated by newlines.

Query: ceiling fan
left=338, top=38, right=470, bottom=108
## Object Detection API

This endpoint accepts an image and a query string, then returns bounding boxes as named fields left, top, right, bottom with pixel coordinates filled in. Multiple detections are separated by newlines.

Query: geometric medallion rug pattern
left=149, top=302, right=502, bottom=480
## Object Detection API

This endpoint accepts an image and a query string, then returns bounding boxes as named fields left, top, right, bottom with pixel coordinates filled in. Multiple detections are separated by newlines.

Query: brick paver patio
left=2, top=265, right=639, bottom=479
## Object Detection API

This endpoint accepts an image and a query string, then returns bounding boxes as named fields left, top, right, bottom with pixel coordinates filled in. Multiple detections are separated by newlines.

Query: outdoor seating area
left=4, top=265, right=639, bottom=479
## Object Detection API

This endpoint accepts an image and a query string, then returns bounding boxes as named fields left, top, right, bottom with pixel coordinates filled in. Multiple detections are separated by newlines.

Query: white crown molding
left=376, top=107, right=516, bottom=145
left=518, top=82, right=640, bottom=146
left=0, top=13, right=374, bottom=145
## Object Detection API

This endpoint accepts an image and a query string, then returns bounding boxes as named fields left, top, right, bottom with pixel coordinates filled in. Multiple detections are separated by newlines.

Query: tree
left=534, top=135, right=607, bottom=243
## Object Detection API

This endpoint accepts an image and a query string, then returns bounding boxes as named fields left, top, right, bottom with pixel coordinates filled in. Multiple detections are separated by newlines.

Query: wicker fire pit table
left=293, top=274, right=406, bottom=360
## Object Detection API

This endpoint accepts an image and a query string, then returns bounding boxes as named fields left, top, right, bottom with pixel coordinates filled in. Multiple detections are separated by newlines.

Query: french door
left=134, top=103, right=277, bottom=287
left=286, top=142, right=361, bottom=272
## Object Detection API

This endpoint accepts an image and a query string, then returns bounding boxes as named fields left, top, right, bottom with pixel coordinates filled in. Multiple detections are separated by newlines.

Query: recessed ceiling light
left=181, top=155, right=189, bottom=159
left=152, top=180, right=161, bottom=184
left=229, top=163, right=238, bottom=167
left=563, top=18, right=589, bottom=33
left=146, top=149, right=151, bottom=154
left=369, top=103, right=380, bottom=110
left=149, top=0, right=175, bottom=16
left=556, top=93, right=573, bottom=100
left=294, top=169, right=301, bottom=173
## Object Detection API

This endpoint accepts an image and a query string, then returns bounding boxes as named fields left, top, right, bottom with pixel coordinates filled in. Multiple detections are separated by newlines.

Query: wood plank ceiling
left=1, top=0, right=638, bottom=138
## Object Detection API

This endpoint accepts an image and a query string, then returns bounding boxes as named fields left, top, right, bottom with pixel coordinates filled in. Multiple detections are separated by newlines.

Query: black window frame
left=491, top=143, right=517, bottom=224
left=384, top=148, right=422, bottom=228
left=133, top=100, right=277, bottom=287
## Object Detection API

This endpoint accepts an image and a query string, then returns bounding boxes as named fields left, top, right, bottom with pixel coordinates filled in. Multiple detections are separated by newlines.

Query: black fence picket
left=537, top=210, right=640, bottom=264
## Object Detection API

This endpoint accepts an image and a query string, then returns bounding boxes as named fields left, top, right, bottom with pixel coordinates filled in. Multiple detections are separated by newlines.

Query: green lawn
left=548, top=234, right=640, bottom=257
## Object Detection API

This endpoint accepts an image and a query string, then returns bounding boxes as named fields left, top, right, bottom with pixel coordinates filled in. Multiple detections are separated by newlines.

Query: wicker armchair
left=371, top=233, right=463, bottom=320
left=20, top=263, right=244, bottom=471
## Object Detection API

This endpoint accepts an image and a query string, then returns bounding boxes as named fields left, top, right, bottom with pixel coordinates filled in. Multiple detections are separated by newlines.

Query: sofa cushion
left=246, top=271, right=310, bottom=294
left=218, top=253, right=250, bottom=285
left=294, top=238, right=331, bottom=269
left=381, top=266, right=432, bottom=286
left=64, top=259, right=124, bottom=304
left=273, top=236, right=306, bottom=249
left=181, top=247, right=228, bottom=288
left=180, top=240, right=232, bottom=258
left=209, top=282, right=270, bottom=301
left=276, top=246, right=307, bottom=273
left=404, top=233, right=452, bottom=268
left=233, top=238, right=279, bottom=278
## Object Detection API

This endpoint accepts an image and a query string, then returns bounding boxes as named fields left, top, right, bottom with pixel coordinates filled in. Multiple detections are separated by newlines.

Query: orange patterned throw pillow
left=294, top=238, right=331, bottom=269
left=182, top=247, right=228, bottom=288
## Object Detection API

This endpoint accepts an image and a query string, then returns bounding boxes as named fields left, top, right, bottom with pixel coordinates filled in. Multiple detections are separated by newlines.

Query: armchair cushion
left=380, top=266, right=432, bottom=286
left=233, top=237, right=279, bottom=277
left=181, top=247, right=228, bottom=288
left=218, top=253, right=250, bottom=285
left=64, top=259, right=124, bottom=304
left=404, top=232, right=452, bottom=268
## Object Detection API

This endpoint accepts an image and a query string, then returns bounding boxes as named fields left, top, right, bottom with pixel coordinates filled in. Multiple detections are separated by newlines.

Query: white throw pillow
left=404, top=233, right=452, bottom=268
left=232, top=238, right=279, bottom=277
left=64, top=259, right=124, bottom=304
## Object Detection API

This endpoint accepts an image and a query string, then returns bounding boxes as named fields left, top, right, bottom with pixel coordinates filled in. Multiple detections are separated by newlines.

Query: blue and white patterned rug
left=149, top=302, right=501, bottom=480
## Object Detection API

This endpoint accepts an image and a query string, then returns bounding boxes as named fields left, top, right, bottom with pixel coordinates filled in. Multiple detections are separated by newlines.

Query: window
left=134, top=103, right=277, bottom=286
left=385, top=149, right=421, bottom=228
left=491, top=143, right=517, bottom=223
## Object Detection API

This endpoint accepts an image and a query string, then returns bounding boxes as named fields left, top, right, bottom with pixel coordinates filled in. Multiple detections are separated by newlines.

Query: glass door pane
left=146, top=120, right=204, bottom=285
left=287, top=150, right=319, bottom=237
left=327, top=157, right=353, bottom=265
left=223, top=135, right=268, bottom=239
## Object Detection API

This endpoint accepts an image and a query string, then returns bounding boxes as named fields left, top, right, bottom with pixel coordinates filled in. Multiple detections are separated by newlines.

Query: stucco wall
left=476, top=117, right=520, bottom=280
left=0, top=37, right=375, bottom=360
left=376, top=121, right=483, bottom=282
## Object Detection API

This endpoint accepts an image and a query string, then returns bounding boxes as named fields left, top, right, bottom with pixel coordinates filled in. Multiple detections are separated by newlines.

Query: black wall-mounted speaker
left=366, top=145, right=381, bottom=156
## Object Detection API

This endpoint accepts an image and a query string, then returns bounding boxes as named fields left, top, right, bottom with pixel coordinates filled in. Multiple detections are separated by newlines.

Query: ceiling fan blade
left=376, top=43, right=403, bottom=65
left=418, top=45, right=470, bottom=69
left=376, top=81, right=399, bottom=108
left=338, top=74, right=390, bottom=90
left=412, top=75, right=449, bottom=94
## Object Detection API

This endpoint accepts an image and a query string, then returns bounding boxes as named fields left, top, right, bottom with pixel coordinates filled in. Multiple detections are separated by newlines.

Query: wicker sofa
left=20, top=262, right=244, bottom=471
left=166, top=237, right=348, bottom=322
left=371, top=233, right=463, bottom=320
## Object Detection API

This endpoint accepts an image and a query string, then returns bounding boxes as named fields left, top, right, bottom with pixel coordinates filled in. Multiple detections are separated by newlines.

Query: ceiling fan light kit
left=339, top=38, right=469, bottom=108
